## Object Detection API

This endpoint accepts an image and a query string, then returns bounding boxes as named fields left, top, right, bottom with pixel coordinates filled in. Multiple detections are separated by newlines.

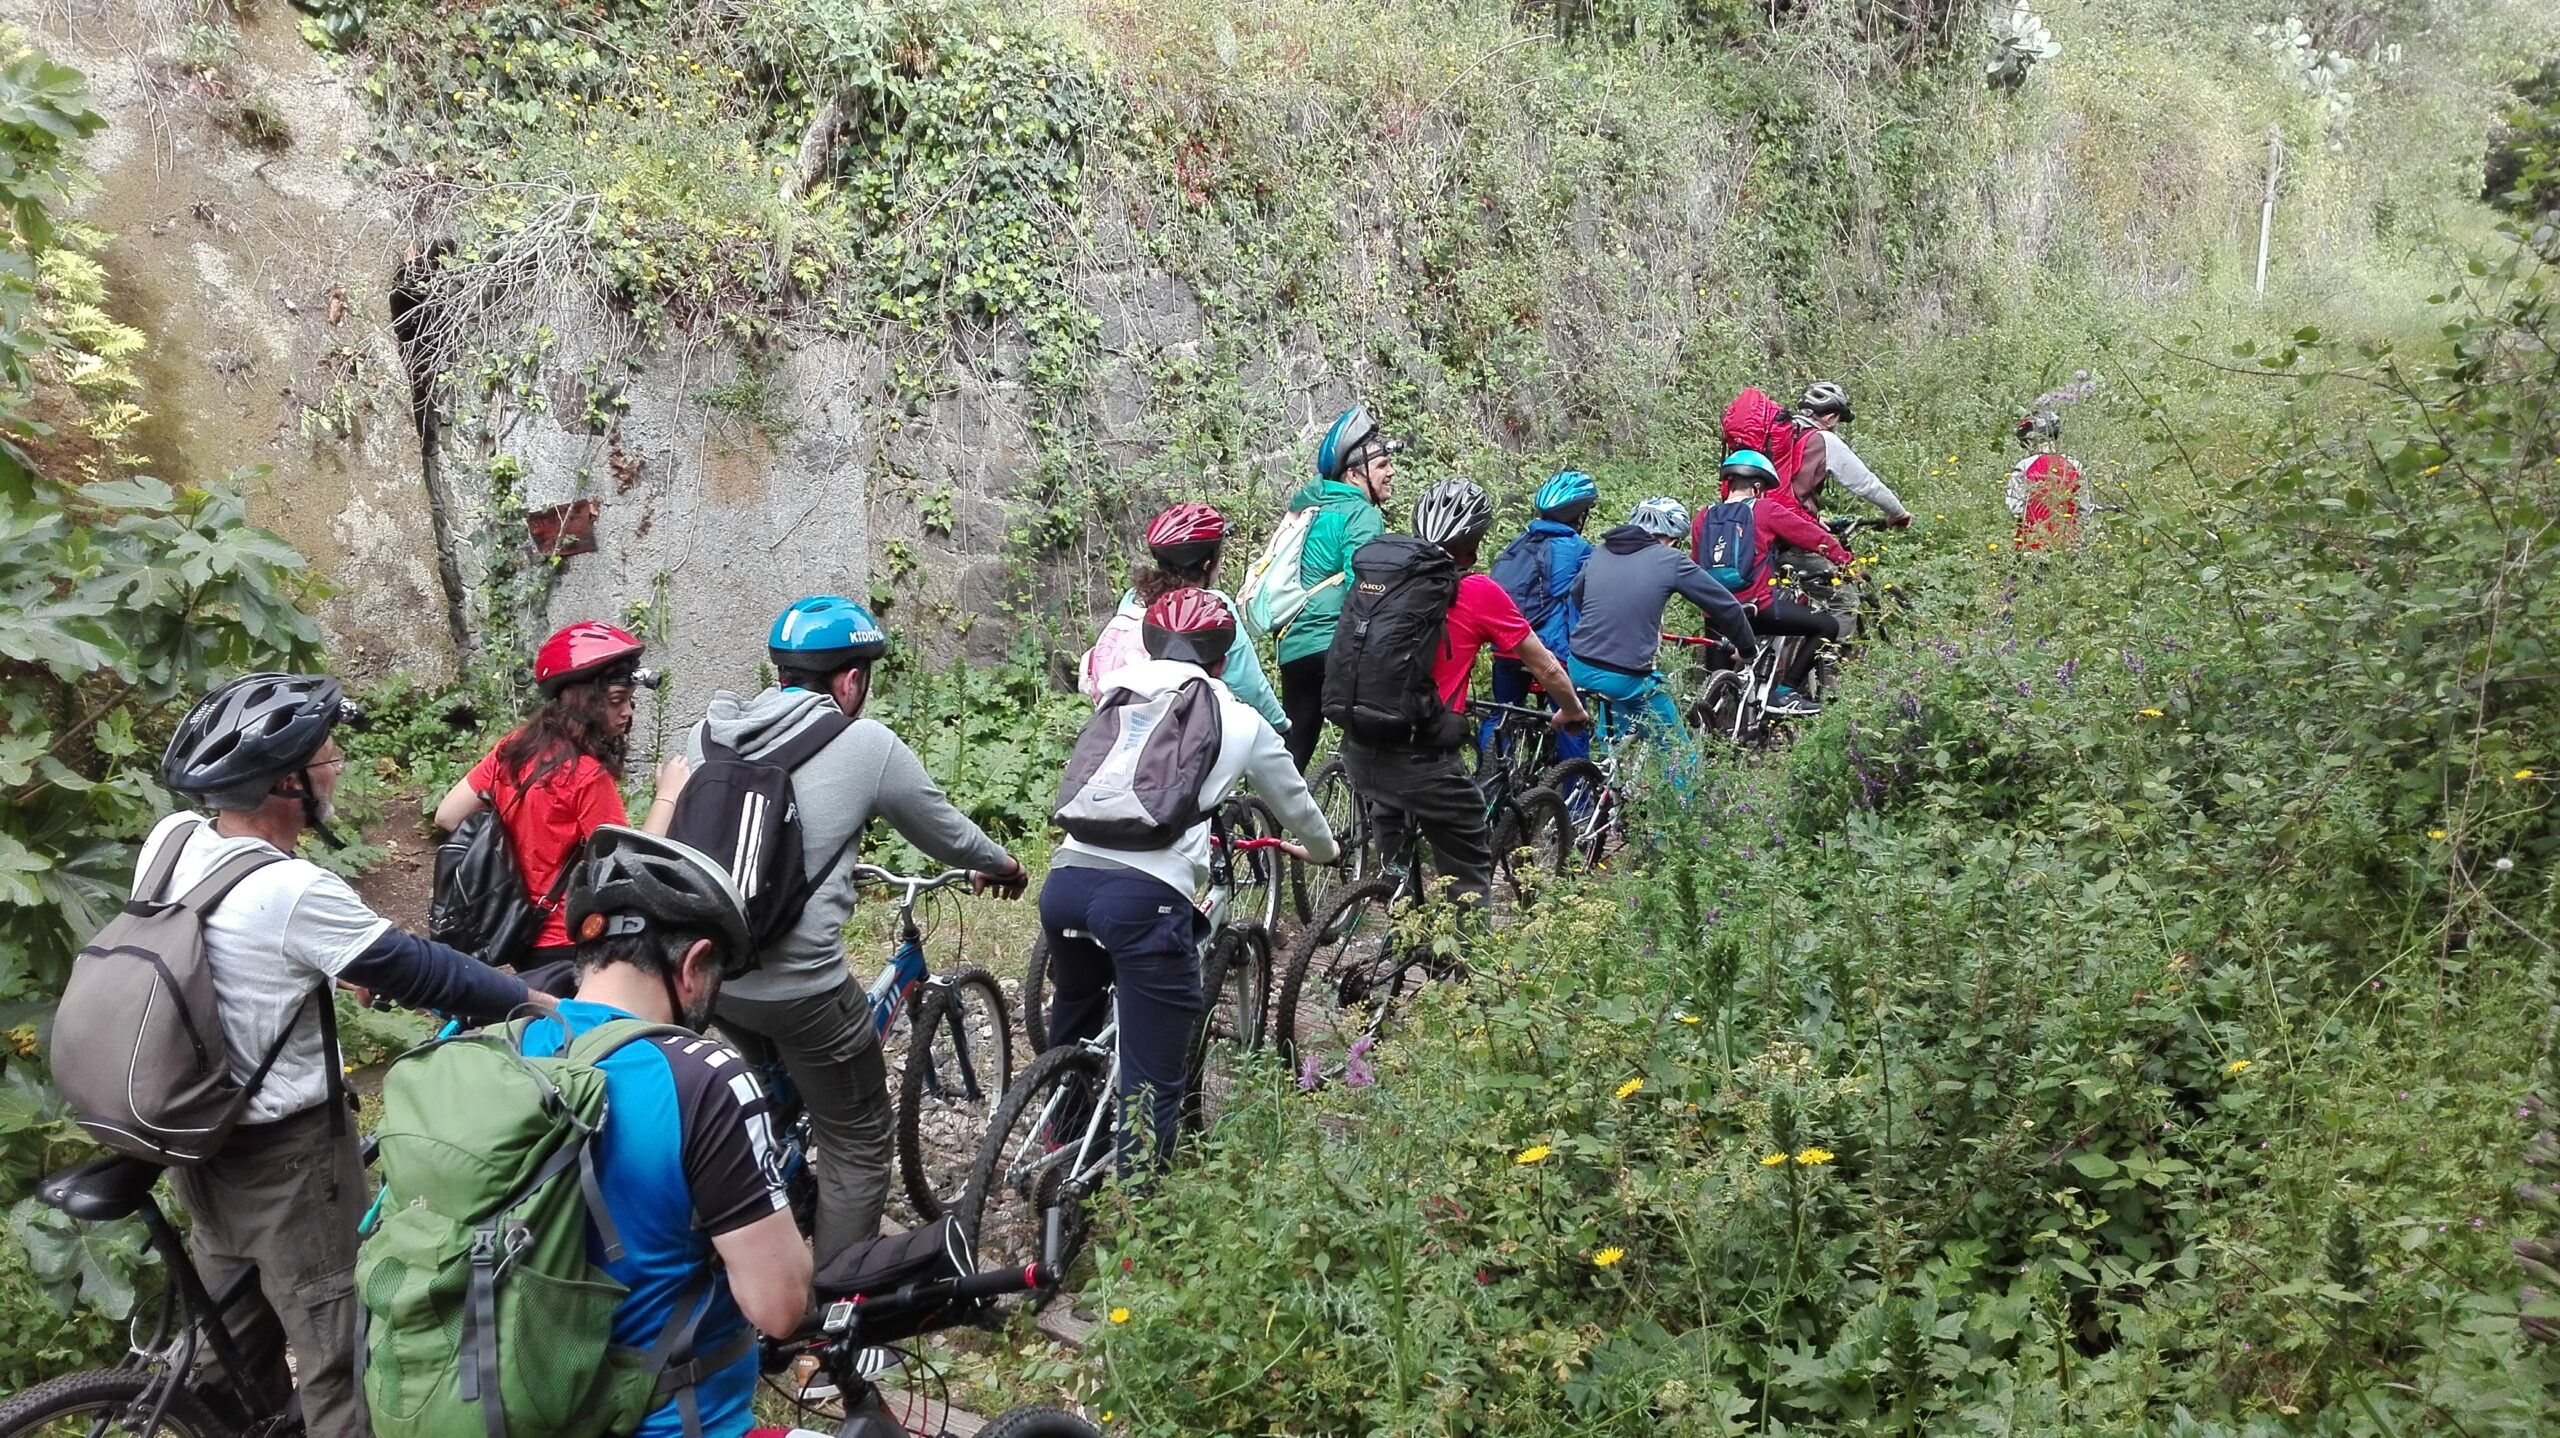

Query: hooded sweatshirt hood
left=1599, top=524, right=1660, bottom=556
left=700, top=685, right=839, bottom=761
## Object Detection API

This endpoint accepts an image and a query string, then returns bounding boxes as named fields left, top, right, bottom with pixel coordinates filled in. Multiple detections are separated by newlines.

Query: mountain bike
left=738, top=866, right=1014, bottom=1226
left=1020, top=796, right=1287, bottom=1054
left=753, top=1213, right=1099, bottom=1438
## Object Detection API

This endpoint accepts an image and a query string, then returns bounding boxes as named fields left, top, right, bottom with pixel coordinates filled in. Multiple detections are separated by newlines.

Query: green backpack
left=357, top=1016, right=743, bottom=1438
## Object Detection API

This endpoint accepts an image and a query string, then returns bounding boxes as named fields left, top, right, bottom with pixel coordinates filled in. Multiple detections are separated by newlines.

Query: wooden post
left=2255, top=126, right=2283, bottom=298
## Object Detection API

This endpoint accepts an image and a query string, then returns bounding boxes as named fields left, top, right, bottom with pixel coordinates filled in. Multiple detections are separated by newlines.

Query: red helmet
left=1144, top=503, right=1227, bottom=570
left=1141, top=588, right=1237, bottom=669
left=534, top=621, right=646, bottom=694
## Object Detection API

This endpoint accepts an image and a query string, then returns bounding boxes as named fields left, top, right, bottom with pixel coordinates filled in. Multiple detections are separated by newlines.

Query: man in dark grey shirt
left=682, top=596, right=1025, bottom=1262
left=1566, top=498, right=1758, bottom=747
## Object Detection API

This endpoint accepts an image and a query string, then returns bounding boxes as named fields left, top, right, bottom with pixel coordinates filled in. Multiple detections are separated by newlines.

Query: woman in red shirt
left=433, top=622, right=674, bottom=967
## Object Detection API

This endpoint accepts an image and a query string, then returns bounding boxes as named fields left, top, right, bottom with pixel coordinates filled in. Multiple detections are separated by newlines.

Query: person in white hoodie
left=1046, top=587, right=1338, bottom=1168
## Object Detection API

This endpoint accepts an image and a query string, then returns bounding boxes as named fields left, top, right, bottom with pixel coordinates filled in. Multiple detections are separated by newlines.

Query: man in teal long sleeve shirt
left=1273, top=405, right=1398, bottom=769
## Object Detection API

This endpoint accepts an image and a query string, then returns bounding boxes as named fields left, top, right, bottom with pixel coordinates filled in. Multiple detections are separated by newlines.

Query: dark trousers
left=1752, top=595, right=1841, bottom=690
left=172, top=1103, right=368, bottom=1438
left=1340, top=736, right=1494, bottom=912
left=1278, top=653, right=1328, bottom=771
left=1485, top=657, right=1588, bottom=765
left=717, top=979, right=893, bottom=1264
left=1039, top=866, right=1210, bottom=1171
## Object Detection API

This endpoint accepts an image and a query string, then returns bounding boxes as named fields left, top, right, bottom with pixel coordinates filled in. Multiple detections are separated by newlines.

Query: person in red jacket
left=1696, top=450, right=1852, bottom=714
left=2006, top=411, right=2084, bottom=549
left=434, top=622, right=678, bottom=969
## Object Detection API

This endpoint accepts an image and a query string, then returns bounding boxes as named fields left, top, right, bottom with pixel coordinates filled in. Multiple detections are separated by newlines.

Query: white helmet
left=1799, top=380, right=1853, bottom=421
left=1413, top=477, right=1495, bottom=549
left=1628, top=496, right=1689, bottom=541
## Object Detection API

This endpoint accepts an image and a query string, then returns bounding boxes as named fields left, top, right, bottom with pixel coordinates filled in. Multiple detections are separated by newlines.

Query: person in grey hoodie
left=1566, top=498, right=1759, bottom=747
left=684, top=596, right=1026, bottom=1263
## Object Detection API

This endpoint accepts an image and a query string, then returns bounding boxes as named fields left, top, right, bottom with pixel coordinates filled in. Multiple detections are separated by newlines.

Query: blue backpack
left=1694, top=500, right=1762, bottom=593
left=1490, top=526, right=1580, bottom=652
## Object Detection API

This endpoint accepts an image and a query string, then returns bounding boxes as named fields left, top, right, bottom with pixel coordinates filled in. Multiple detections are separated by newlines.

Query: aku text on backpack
left=665, top=712, right=853, bottom=955
left=1322, top=536, right=1467, bottom=749
left=1053, top=677, right=1224, bottom=849
left=52, top=818, right=339, bottom=1166
left=359, top=1016, right=739, bottom=1438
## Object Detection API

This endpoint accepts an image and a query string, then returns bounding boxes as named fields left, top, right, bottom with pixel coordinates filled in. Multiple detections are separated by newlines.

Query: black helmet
left=565, top=826, right=756, bottom=978
left=160, top=673, right=357, bottom=812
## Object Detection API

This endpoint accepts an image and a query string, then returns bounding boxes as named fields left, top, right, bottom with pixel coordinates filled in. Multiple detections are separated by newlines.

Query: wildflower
left=1345, top=1035, right=1377, bottom=1088
left=1988, top=541, right=2000, bottom=551
left=2139, top=707, right=2164, bottom=717
left=2428, top=828, right=2446, bottom=839
left=1108, top=1308, right=1130, bottom=1324
left=1515, top=1144, right=1552, bottom=1165
left=1593, top=1247, right=1625, bottom=1268
left=1297, top=1054, right=1321, bottom=1092
left=1760, top=1152, right=1789, bottom=1167
left=2516, top=769, right=2537, bottom=780
left=1794, top=1147, right=1836, bottom=1166
left=2224, top=1059, right=2252, bottom=1076
left=1615, top=1077, right=1645, bottom=1100
left=1673, top=1010, right=1702, bottom=1025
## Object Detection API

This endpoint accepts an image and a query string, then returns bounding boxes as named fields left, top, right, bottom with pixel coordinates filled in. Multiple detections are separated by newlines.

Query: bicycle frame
left=851, top=867, right=974, bottom=1039
left=1001, top=1015, right=1125, bottom=1200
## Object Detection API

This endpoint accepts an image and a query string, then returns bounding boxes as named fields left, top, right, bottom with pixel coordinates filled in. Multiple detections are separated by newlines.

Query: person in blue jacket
left=1484, top=471, right=1598, bottom=760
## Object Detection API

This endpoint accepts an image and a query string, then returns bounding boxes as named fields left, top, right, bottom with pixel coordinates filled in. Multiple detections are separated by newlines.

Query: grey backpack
left=52, top=819, right=334, bottom=1165
left=1052, top=678, right=1223, bottom=849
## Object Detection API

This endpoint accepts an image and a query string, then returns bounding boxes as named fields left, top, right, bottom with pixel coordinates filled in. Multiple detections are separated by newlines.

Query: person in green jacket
left=1274, top=404, right=1400, bottom=769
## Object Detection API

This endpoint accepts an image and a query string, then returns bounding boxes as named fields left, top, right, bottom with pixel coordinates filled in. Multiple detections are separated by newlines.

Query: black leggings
left=1751, top=596, right=1841, bottom=690
left=1279, top=654, right=1327, bottom=771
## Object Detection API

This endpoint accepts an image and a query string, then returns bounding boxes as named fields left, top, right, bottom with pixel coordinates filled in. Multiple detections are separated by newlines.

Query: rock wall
left=8, top=0, right=457, bottom=683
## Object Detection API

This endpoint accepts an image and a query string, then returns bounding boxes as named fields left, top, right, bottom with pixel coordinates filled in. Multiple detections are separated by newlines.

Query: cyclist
left=1565, top=496, right=1757, bottom=747
left=1485, top=470, right=1598, bottom=756
left=141, top=673, right=548, bottom=1438
left=1272, top=404, right=1400, bottom=770
left=1048, top=588, right=1339, bottom=1169
left=434, top=622, right=685, bottom=970
left=683, top=596, right=1027, bottom=1263
left=1334, top=478, right=1586, bottom=919
left=1696, top=451, right=1851, bottom=716
left=1079, top=503, right=1287, bottom=733
left=2006, top=410, right=2084, bottom=549
left=1795, top=381, right=1914, bottom=527
left=519, top=826, right=813, bottom=1438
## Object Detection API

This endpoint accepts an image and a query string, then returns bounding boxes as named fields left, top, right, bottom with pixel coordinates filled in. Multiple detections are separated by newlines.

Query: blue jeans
left=1566, top=657, right=1685, bottom=753
left=1484, top=657, right=1590, bottom=765
left=1039, top=865, right=1210, bottom=1171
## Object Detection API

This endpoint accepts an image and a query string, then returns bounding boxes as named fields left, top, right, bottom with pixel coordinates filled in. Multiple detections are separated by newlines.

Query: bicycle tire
left=896, top=966, right=1016, bottom=1220
left=1542, top=757, right=1621, bottom=868
left=1218, top=793, right=1289, bottom=935
left=1296, top=758, right=1370, bottom=921
left=1695, top=669, right=1748, bottom=747
left=0, top=1369, right=235, bottom=1438
left=1183, top=923, right=1272, bottom=1135
left=1275, top=876, right=1436, bottom=1081
left=1500, top=785, right=1572, bottom=890
left=974, top=1405, right=1104, bottom=1438
left=1020, top=930, right=1053, bottom=1055
left=954, top=1041, right=1113, bottom=1306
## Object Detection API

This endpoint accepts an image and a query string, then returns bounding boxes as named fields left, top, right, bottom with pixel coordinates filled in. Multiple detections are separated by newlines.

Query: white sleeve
left=2004, top=461, right=2032, bottom=517
left=1238, top=715, right=1338, bottom=863
left=282, top=869, right=396, bottom=979
left=1825, top=438, right=1908, bottom=519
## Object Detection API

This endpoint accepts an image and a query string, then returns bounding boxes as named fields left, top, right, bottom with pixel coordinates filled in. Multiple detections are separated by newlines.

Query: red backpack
left=1719, top=388, right=1805, bottom=495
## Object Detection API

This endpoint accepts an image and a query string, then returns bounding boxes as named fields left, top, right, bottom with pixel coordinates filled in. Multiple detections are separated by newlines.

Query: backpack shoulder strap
left=756, top=711, right=855, bottom=774
left=134, top=818, right=205, bottom=904
left=171, top=844, right=291, bottom=915
left=563, top=1018, right=699, bottom=1066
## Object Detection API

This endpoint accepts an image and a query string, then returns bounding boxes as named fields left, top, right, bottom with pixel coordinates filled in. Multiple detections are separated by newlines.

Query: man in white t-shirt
left=140, top=673, right=548, bottom=1438
left=1796, top=380, right=1914, bottom=526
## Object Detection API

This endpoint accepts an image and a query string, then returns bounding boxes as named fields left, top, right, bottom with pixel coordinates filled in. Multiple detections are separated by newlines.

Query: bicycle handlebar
left=848, top=865, right=976, bottom=895
left=1223, top=836, right=1294, bottom=854
left=1467, top=700, right=1554, bottom=722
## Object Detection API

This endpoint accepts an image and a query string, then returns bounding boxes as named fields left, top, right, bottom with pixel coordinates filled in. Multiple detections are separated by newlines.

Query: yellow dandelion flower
left=1515, top=1144, right=1553, bottom=1165
left=1987, top=541, right=2000, bottom=551
left=1615, top=1078, right=1645, bottom=1100
left=1760, top=1152, right=1788, bottom=1167
left=2517, top=769, right=2538, bottom=780
left=1593, top=1246, right=1625, bottom=1268
left=2224, top=1059, right=2251, bottom=1076
left=2139, top=707, right=2164, bottom=717
left=2428, top=828, right=2446, bottom=840
left=1108, top=1307, right=1131, bottom=1324
left=1946, top=454, right=1958, bottom=463
left=1794, top=1147, right=1836, bottom=1166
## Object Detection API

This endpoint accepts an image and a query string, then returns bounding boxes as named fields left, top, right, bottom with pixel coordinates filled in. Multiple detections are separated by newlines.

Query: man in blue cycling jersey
left=1566, top=497, right=1758, bottom=748
left=521, top=826, right=812, bottom=1438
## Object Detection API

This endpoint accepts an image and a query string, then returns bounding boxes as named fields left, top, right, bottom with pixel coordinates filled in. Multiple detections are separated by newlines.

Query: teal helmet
left=1719, top=449, right=1780, bottom=493
left=1533, top=470, right=1599, bottom=526
left=1315, top=405, right=1403, bottom=481
left=769, top=596, right=888, bottom=677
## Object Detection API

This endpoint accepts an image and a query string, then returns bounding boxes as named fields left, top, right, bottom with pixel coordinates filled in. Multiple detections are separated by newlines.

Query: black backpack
left=431, top=764, right=579, bottom=967
left=1323, top=536, right=1467, bottom=749
left=666, top=712, right=854, bottom=955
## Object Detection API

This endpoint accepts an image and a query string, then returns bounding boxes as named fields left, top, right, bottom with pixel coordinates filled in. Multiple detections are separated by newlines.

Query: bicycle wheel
left=1543, top=757, right=1621, bottom=868
left=1695, top=670, right=1749, bottom=746
left=1275, top=877, right=1436, bottom=1082
left=1493, top=785, right=1572, bottom=896
left=0, top=1370, right=233, bottom=1438
left=976, top=1405, right=1104, bottom=1438
left=1020, top=931, right=1053, bottom=1055
left=1295, top=758, right=1370, bottom=920
left=954, top=1042, right=1113, bottom=1302
left=896, top=966, right=1017, bottom=1220
left=1183, top=923, right=1272, bottom=1135
left=1219, top=793, right=1288, bottom=934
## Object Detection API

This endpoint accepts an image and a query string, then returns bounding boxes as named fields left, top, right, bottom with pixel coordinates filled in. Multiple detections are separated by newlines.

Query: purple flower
left=1345, top=1037, right=1377, bottom=1089
left=1297, top=1054, right=1321, bottom=1092
left=2056, top=658, right=2079, bottom=686
left=2121, top=648, right=2147, bottom=675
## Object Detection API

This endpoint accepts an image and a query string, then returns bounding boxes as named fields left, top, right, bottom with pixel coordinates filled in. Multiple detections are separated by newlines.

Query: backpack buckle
left=468, top=1227, right=500, bottom=1265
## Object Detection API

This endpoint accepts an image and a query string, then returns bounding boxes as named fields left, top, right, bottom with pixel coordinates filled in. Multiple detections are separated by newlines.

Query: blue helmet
left=1315, top=405, right=1402, bottom=482
left=769, top=596, right=889, bottom=677
left=1719, top=449, right=1780, bottom=492
left=1533, top=470, right=1599, bottom=525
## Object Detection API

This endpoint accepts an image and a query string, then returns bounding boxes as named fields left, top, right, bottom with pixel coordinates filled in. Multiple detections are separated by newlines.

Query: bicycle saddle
left=41, top=1152, right=166, bottom=1222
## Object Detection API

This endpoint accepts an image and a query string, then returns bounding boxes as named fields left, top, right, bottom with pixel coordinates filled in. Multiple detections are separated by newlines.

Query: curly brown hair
left=1132, top=554, right=1217, bottom=604
left=492, top=681, right=627, bottom=788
